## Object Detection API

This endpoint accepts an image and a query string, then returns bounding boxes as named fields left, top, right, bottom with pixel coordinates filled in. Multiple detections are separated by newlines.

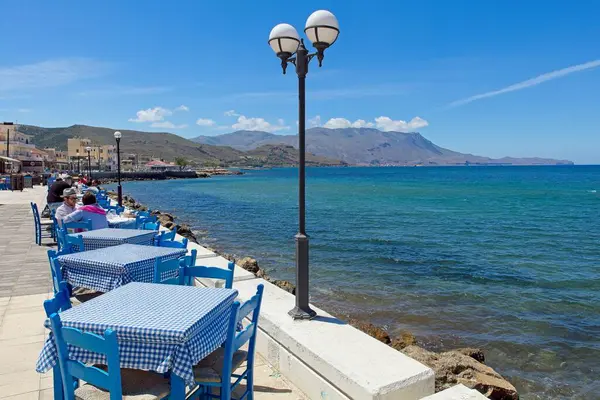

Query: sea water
left=109, top=166, right=600, bottom=399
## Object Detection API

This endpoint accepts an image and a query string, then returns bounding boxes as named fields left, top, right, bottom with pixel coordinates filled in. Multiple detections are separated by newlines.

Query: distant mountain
left=20, top=124, right=342, bottom=167
left=193, top=128, right=573, bottom=166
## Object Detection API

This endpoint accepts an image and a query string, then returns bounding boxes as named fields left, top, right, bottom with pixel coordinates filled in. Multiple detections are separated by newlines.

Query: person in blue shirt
left=63, top=192, right=109, bottom=230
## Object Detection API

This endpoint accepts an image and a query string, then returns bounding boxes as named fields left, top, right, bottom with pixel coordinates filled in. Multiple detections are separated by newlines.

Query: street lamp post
left=268, top=10, right=339, bottom=320
left=85, top=146, right=92, bottom=181
left=77, top=157, right=81, bottom=174
left=114, top=131, right=123, bottom=206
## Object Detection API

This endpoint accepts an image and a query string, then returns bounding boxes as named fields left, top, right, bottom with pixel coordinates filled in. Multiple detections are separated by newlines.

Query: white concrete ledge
left=421, top=384, right=487, bottom=400
left=233, top=278, right=435, bottom=400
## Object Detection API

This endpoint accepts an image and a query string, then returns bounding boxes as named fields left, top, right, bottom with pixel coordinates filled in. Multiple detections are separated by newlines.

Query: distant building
left=145, top=160, right=179, bottom=171
left=67, top=138, right=117, bottom=171
left=0, top=122, right=47, bottom=173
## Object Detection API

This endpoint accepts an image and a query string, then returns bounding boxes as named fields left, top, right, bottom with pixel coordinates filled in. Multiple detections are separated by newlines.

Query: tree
left=174, top=157, right=189, bottom=171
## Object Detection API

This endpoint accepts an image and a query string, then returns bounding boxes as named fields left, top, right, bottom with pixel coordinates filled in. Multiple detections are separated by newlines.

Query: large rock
left=391, top=331, right=416, bottom=350
left=238, top=257, right=260, bottom=274
left=270, top=280, right=296, bottom=295
left=401, top=345, right=518, bottom=400
left=348, top=319, right=391, bottom=345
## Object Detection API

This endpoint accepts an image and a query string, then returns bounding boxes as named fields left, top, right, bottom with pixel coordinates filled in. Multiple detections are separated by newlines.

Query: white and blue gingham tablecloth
left=69, top=228, right=156, bottom=251
left=107, top=217, right=137, bottom=229
left=36, top=282, right=238, bottom=385
left=58, top=243, right=186, bottom=292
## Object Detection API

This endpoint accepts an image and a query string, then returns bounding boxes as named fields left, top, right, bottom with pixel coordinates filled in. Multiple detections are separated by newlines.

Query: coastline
left=108, top=189, right=519, bottom=399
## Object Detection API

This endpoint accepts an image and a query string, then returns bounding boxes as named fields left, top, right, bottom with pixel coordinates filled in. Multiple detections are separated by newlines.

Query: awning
left=0, top=156, right=21, bottom=163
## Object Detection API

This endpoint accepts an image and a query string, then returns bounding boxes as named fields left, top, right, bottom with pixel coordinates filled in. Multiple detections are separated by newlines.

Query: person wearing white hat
left=55, top=187, right=78, bottom=227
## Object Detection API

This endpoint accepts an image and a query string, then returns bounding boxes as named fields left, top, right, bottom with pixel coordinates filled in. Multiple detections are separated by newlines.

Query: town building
left=67, top=138, right=118, bottom=171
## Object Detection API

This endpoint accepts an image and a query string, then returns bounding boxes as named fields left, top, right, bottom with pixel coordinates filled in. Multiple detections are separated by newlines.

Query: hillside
left=20, top=124, right=342, bottom=167
left=193, top=128, right=574, bottom=166
left=243, top=144, right=346, bottom=167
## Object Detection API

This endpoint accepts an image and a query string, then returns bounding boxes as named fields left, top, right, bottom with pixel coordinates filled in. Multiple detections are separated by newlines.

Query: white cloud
left=224, top=109, right=239, bottom=117
left=150, top=121, right=188, bottom=129
left=447, top=59, right=600, bottom=108
left=129, top=106, right=172, bottom=123
left=175, top=105, right=189, bottom=112
left=196, top=118, right=216, bottom=126
left=374, top=116, right=428, bottom=131
left=232, top=115, right=288, bottom=132
left=0, top=58, right=111, bottom=92
left=323, top=118, right=375, bottom=129
left=308, top=115, right=321, bottom=127
left=17, top=108, right=31, bottom=113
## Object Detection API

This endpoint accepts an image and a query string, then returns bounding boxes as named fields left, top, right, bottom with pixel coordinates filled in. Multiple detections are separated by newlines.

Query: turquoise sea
left=110, top=166, right=600, bottom=399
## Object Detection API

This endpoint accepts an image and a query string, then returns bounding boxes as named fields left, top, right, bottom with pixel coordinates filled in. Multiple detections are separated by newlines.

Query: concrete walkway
left=0, top=186, right=306, bottom=399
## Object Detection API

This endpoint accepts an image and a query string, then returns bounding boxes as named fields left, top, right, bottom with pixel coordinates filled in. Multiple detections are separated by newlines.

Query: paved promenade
left=0, top=186, right=306, bottom=399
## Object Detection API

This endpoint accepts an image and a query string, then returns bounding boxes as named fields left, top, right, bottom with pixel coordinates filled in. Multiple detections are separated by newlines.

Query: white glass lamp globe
left=85, top=146, right=91, bottom=152
left=114, top=131, right=122, bottom=139
left=304, top=10, right=339, bottom=48
left=268, top=23, right=301, bottom=56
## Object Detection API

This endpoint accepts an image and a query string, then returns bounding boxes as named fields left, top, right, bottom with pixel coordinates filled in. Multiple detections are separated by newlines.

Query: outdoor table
left=36, top=282, right=238, bottom=400
left=68, top=227, right=155, bottom=251
left=58, top=243, right=186, bottom=292
left=107, top=216, right=136, bottom=229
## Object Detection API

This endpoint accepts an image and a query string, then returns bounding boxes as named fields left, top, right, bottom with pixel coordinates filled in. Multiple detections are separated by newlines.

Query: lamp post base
left=289, top=233, right=316, bottom=320
left=288, top=306, right=317, bottom=320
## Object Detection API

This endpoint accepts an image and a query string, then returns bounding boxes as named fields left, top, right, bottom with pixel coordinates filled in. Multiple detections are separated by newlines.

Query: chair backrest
left=63, top=220, right=92, bottom=233
left=30, top=202, right=41, bottom=226
left=157, top=229, right=176, bottom=243
left=179, top=257, right=235, bottom=289
left=218, top=285, right=264, bottom=399
left=106, top=205, right=124, bottom=215
left=141, top=221, right=160, bottom=231
left=50, top=313, right=123, bottom=400
left=137, top=211, right=151, bottom=217
left=47, top=250, right=65, bottom=293
left=157, top=237, right=188, bottom=249
left=153, top=257, right=182, bottom=285
left=59, top=230, right=85, bottom=253
left=43, top=281, right=72, bottom=316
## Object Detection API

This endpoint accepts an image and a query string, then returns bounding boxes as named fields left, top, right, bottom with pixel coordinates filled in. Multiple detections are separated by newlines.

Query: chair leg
left=246, top=368, right=254, bottom=400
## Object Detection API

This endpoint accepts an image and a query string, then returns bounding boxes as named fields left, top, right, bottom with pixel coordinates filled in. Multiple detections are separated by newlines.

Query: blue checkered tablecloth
left=58, top=244, right=186, bottom=292
left=68, top=228, right=156, bottom=251
left=107, top=217, right=137, bottom=229
left=36, top=282, right=238, bottom=385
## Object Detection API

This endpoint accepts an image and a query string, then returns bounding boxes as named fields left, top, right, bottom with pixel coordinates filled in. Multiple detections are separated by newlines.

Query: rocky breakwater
left=236, top=256, right=519, bottom=400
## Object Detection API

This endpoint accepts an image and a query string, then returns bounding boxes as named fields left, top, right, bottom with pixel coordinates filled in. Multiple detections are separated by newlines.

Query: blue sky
left=0, top=1, right=599, bottom=163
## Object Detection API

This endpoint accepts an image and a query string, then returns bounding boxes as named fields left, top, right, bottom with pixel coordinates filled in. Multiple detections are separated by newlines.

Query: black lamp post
left=114, top=131, right=123, bottom=206
left=268, top=10, right=339, bottom=320
left=85, top=146, right=92, bottom=181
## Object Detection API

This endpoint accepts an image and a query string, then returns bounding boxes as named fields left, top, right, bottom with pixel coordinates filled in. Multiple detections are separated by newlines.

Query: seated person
left=63, top=192, right=108, bottom=230
left=45, top=176, right=72, bottom=216
left=54, top=188, right=78, bottom=227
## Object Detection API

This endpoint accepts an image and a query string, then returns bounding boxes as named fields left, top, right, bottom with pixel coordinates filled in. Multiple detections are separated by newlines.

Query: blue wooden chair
left=153, top=257, right=182, bottom=285
left=106, top=205, right=125, bottom=215
left=49, top=313, right=171, bottom=400
left=63, top=220, right=92, bottom=233
left=47, top=249, right=69, bottom=294
left=156, top=229, right=176, bottom=244
left=31, top=202, right=54, bottom=245
left=179, top=254, right=235, bottom=289
left=157, top=237, right=188, bottom=249
left=58, top=229, right=85, bottom=253
left=192, top=285, right=264, bottom=400
left=142, top=221, right=160, bottom=231
left=44, top=281, right=72, bottom=316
